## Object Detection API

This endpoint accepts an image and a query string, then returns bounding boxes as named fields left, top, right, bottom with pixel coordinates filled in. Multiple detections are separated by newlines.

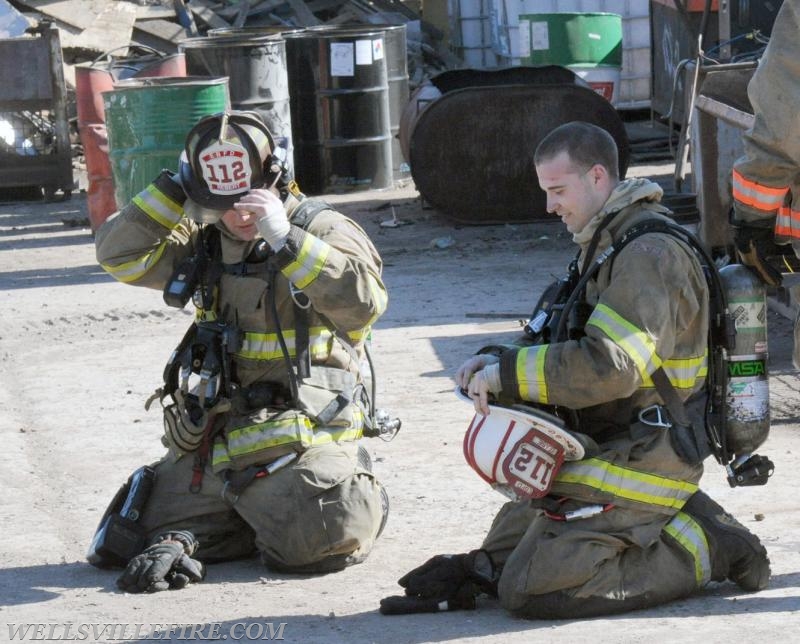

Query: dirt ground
left=1, top=164, right=799, bottom=643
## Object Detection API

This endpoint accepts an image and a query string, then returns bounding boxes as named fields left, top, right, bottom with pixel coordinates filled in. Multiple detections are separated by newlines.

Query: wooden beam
left=283, top=0, right=321, bottom=26
left=62, top=1, right=138, bottom=59
left=189, top=0, right=232, bottom=29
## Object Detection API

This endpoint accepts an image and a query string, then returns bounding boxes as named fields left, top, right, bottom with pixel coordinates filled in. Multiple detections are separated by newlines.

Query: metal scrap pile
left=5, top=0, right=459, bottom=89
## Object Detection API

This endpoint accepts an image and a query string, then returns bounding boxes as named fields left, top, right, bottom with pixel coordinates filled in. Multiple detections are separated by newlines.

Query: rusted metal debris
left=8, top=0, right=458, bottom=89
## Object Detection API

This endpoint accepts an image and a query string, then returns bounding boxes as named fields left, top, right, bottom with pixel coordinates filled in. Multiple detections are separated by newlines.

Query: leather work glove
left=732, top=222, right=783, bottom=287
left=379, top=550, right=497, bottom=615
left=116, top=530, right=205, bottom=593
left=235, top=189, right=290, bottom=251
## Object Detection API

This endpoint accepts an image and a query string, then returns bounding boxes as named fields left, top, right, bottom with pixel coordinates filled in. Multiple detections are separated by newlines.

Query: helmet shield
left=180, top=111, right=276, bottom=221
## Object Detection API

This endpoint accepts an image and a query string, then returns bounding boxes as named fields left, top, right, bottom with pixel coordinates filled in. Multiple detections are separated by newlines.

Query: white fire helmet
left=457, top=387, right=585, bottom=500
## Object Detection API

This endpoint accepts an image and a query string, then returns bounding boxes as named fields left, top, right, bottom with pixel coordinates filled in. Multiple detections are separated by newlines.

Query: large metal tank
left=399, top=65, right=580, bottom=168
left=407, top=80, right=629, bottom=224
left=284, top=26, right=393, bottom=195
left=179, top=34, right=294, bottom=179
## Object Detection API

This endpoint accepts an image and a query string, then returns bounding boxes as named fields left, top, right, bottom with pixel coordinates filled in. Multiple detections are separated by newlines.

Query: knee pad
left=86, top=465, right=155, bottom=568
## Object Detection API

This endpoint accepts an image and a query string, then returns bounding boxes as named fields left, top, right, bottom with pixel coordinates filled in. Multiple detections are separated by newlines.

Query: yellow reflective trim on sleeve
left=346, top=327, right=369, bottom=343
left=664, top=511, right=712, bottom=586
left=366, top=272, right=388, bottom=325
left=282, top=234, right=330, bottom=289
left=516, top=345, right=549, bottom=404
left=587, top=303, right=661, bottom=380
left=100, top=242, right=169, bottom=283
left=132, top=183, right=184, bottom=229
left=641, top=351, right=708, bottom=389
left=556, top=457, right=698, bottom=510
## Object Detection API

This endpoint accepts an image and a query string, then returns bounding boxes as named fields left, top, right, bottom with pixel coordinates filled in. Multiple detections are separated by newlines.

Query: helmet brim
left=184, top=198, right=227, bottom=224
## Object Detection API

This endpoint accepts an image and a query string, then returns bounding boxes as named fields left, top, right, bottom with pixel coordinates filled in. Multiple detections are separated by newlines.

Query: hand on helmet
left=454, top=354, right=499, bottom=390
left=235, top=189, right=289, bottom=251
left=455, top=355, right=500, bottom=415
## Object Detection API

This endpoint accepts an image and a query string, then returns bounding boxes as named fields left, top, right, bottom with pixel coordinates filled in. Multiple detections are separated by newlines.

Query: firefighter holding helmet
left=381, top=121, right=770, bottom=618
left=89, top=111, right=391, bottom=592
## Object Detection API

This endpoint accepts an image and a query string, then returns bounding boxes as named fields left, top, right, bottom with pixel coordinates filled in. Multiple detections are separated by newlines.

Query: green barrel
left=102, top=76, right=229, bottom=208
left=518, top=13, right=622, bottom=66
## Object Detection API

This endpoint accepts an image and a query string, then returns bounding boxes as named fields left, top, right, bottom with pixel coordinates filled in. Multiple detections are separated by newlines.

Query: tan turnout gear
left=479, top=179, right=766, bottom=617
left=95, top=168, right=388, bottom=571
left=731, top=0, right=800, bottom=243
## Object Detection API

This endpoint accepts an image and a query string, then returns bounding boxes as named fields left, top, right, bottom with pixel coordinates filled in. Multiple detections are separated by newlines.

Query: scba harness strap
left=155, top=199, right=338, bottom=490
left=534, top=217, right=737, bottom=468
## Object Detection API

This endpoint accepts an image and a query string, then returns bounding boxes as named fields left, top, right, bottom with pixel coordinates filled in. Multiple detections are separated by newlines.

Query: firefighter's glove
left=733, top=223, right=783, bottom=287
left=116, top=530, right=204, bottom=593
left=379, top=550, right=497, bottom=615
left=235, top=189, right=290, bottom=251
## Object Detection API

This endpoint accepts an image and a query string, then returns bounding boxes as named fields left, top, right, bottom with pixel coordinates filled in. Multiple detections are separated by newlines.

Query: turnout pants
left=482, top=502, right=700, bottom=618
left=137, top=442, right=384, bottom=573
left=482, top=428, right=706, bottom=618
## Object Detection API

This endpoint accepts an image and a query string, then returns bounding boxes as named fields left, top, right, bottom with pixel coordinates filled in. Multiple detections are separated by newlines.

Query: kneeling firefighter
left=88, top=110, right=398, bottom=592
left=381, top=121, right=772, bottom=619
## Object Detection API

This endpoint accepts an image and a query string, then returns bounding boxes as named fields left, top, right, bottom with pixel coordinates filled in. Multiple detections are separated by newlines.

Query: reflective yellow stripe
left=556, top=457, right=698, bottom=511
left=732, top=168, right=787, bottom=212
left=211, top=409, right=364, bottom=469
left=132, top=183, right=184, bottom=229
left=282, top=234, right=330, bottom=289
left=641, top=352, right=708, bottom=390
left=516, top=345, right=549, bottom=404
left=365, top=273, right=388, bottom=326
left=237, top=327, right=334, bottom=361
left=587, top=303, right=661, bottom=381
left=100, top=242, right=169, bottom=283
left=346, top=328, right=369, bottom=343
left=664, top=511, right=711, bottom=586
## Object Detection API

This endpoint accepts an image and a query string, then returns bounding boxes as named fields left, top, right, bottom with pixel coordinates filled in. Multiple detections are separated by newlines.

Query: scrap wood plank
left=132, top=18, right=187, bottom=52
left=283, top=0, right=321, bottom=25
left=135, top=5, right=177, bottom=21
left=15, top=0, right=104, bottom=30
left=217, top=0, right=284, bottom=19
left=190, top=0, right=232, bottom=29
left=63, top=1, right=138, bottom=59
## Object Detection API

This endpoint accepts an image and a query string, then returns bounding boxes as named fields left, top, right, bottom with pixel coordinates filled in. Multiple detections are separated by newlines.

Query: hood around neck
left=571, top=178, right=664, bottom=247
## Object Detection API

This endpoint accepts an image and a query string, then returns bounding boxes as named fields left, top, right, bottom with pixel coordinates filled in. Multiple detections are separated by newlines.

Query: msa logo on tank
left=201, top=140, right=251, bottom=194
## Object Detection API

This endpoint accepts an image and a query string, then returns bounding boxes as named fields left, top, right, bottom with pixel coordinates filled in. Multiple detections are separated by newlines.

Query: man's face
left=221, top=207, right=258, bottom=241
left=535, top=151, right=612, bottom=234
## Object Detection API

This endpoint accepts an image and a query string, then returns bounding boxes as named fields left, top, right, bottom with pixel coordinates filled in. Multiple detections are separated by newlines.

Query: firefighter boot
left=682, top=491, right=770, bottom=591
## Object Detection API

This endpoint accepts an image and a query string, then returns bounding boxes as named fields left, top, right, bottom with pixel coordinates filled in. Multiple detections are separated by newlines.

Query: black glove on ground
left=733, top=222, right=783, bottom=287
left=379, top=550, right=497, bottom=615
left=116, top=530, right=205, bottom=593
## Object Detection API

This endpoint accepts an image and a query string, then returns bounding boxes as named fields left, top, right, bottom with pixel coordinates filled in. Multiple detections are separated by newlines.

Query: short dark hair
left=534, top=121, right=619, bottom=181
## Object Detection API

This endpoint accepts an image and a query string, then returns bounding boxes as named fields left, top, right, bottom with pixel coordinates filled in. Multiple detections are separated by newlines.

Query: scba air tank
left=719, top=264, right=770, bottom=455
